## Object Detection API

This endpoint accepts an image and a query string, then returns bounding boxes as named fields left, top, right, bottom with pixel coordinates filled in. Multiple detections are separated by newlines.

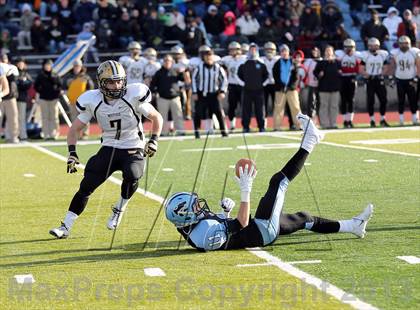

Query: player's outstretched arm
left=235, top=165, right=257, bottom=228
left=144, top=106, right=163, bottom=157
left=66, top=118, right=86, bottom=173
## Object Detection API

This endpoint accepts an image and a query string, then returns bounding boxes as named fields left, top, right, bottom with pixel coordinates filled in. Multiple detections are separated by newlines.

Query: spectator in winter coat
left=73, top=0, right=96, bottom=33
left=272, top=44, right=302, bottom=130
left=361, top=10, right=389, bottom=49
left=383, top=7, right=402, bottom=50
left=313, top=45, right=342, bottom=129
left=221, top=11, right=236, bottom=45
left=203, top=5, right=224, bottom=46
left=300, top=5, right=321, bottom=34
left=30, top=17, right=47, bottom=53
left=34, top=59, right=62, bottom=140
left=236, top=10, right=260, bottom=42
left=57, top=0, right=74, bottom=36
left=397, top=9, right=417, bottom=45
left=114, top=10, right=134, bottom=48
left=17, top=4, right=38, bottom=49
left=257, top=17, right=280, bottom=45
left=289, top=0, right=305, bottom=19
left=15, top=58, right=32, bottom=140
left=47, top=17, right=65, bottom=53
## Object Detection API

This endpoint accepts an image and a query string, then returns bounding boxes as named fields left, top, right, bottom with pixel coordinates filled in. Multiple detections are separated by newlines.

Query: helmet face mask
left=97, top=60, right=127, bottom=99
left=398, top=36, right=411, bottom=51
left=368, top=38, right=380, bottom=53
left=165, top=192, right=210, bottom=228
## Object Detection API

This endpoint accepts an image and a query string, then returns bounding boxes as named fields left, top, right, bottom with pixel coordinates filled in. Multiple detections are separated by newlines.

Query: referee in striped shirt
left=192, top=49, right=228, bottom=138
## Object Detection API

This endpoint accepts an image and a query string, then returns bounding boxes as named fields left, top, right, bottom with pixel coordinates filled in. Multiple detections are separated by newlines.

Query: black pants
left=305, top=86, right=319, bottom=118
left=264, top=84, right=276, bottom=116
left=396, top=79, right=418, bottom=114
left=194, top=92, right=227, bottom=133
left=227, top=84, right=242, bottom=121
left=340, top=76, right=356, bottom=114
left=69, top=146, right=145, bottom=215
left=366, top=77, right=387, bottom=116
left=241, top=89, right=265, bottom=131
left=225, top=148, right=340, bottom=249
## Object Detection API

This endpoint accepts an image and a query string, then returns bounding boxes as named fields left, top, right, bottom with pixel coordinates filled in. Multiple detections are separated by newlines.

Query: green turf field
left=0, top=127, right=419, bottom=309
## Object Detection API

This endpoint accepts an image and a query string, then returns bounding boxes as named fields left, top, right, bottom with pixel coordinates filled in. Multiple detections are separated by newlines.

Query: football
left=235, top=158, right=257, bottom=177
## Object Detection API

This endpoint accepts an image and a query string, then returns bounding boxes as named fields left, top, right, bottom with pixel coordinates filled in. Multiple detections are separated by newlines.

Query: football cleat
left=107, top=206, right=125, bottom=230
left=49, top=222, right=69, bottom=239
left=297, top=113, right=324, bottom=153
left=380, top=120, right=390, bottom=127
left=351, top=204, right=374, bottom=238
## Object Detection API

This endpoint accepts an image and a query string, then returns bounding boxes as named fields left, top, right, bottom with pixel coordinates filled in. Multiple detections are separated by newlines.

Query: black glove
left=145, top=134, right=158, bottom=157
left=67, top=145, right=80, bottom=173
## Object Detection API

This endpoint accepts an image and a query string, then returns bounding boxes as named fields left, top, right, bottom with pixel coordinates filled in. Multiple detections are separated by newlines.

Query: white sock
left=412, top=113, right=418, bottom=123
left=115, top=197, right=129, bottom=212
left=63, top=211, right=78, bottom=231
left=370, top=115, right=375, bottom=122
left=380, top=115, right=385, bottom=121
left=343, top=114, right=348, bottom=122
left=338, top=219, right=354, bottom=233
left=204, top=119, right=213, bottom=132
left=349, top=112, right=354, bottom=121
left=231, top=117, right=236, bottom=128
left=399, top=114, right=404, bottom=124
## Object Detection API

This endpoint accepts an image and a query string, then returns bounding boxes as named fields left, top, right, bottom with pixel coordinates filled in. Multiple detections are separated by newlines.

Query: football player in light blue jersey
left=166, top=114, right=374, bottom=251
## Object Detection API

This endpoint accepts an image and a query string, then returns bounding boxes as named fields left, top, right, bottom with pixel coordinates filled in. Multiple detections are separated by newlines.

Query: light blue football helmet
left=165, top=192, right=207, bottom=228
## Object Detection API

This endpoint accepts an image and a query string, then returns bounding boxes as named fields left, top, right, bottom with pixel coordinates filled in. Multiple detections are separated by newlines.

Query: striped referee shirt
left=192, top=62, right=228, bottom=96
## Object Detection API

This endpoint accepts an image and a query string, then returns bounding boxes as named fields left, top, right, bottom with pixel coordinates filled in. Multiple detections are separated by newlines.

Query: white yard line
left=268, top=133, right=420, bottom=157
left=396, top=256, right=420, bottom=264
left=144, top=267, right=166, bottom=277
left=249, top=249, right=378, bottom=310
left=25, top=143, right=379, bottom=310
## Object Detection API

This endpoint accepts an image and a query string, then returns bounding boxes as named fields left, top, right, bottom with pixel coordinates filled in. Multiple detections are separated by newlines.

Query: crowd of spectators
left=0, top=0, right=348, bottom=55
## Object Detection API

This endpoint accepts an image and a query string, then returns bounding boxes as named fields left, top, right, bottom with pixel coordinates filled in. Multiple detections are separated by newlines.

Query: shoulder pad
left=125, top=83, right=151, bottom=104
left=76, top=89, right=101, bottom=110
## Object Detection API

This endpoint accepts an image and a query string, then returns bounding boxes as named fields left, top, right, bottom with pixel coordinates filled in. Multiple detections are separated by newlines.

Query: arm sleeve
left=192, top=66, right=199, bottom=93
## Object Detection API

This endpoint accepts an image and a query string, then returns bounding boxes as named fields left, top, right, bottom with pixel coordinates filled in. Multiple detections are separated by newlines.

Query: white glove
left=234, top=164, right=257, bottom=202
left=220, top=197, right=235, bottom=213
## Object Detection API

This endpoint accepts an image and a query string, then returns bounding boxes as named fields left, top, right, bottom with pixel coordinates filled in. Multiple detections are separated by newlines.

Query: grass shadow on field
left=0, top=238, right=84, bottom=246
left=367, top=225, right=420, bottom=232
left=0, top=247, right=198, bottom=269
left=0, top=239, right=199, bottom=269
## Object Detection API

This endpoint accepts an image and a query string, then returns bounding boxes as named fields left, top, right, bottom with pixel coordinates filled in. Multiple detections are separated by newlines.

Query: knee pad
left=121, top=178, right=139, bottom=199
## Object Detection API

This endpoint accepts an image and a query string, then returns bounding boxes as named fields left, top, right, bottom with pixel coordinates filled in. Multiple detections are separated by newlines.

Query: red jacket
left=223, top=11, right=236, bottom=36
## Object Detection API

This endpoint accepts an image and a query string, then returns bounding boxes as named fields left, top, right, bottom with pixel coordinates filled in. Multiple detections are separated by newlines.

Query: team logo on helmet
left=97, top=60, right=127, bottom=99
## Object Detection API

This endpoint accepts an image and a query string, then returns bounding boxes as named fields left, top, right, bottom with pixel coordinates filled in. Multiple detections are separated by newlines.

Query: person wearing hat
left=15, top=58, right=33, bottom=141
left=203, top=4, right=224, bottom=46
left=383, top=7, right=402, bottom=50
left=17, top=3, right=38, bottom=49
left=237, top=43, right=268, bottom=132
left=34, top=59, right=63, bottom=140
left=0, top=53, right=19, bottom=143
left=64, top=59, right=94, bottom=138
left=191, top=48, right=228, bottom=138
left=272, top=44, right=302, bottom=130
